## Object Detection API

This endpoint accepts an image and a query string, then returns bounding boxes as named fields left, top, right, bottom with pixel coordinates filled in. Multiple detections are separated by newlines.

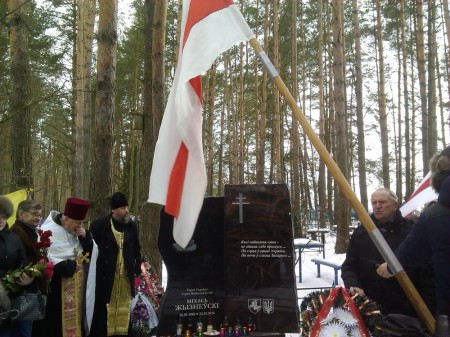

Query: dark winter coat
left=88, top=214, right=143, bottom=337
left=0, top=226, right=27, bottom=277
left=10, top=220, right=39, bottom=264
left=341, top=210, right=417, bottom=315
left=10, top=220, right=48, bottom=293
left=395, top=175, right=450, bottom=317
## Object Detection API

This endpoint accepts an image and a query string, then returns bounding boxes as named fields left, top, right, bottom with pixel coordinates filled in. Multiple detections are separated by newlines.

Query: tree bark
left=90, top=0, right=117, bottom=219
left=317, top=0, right=327, bottom=227
left=332, top=0, right=349, bottom=254
left=291, top=0, right=301, bottom=229
left=273, top=0, right=282, bottom=183
left=375, top=0, right=390, bottom=188
left=8, top=0, right=33, bottom=189
left=427, top=0, right=438, bottom=159
left=206, top=63, right=216, bottom=196
left=73, top=0, right=95, bottom=198
left=351, top=0, right=367, bottom=211
left=255, top=0, right=269, bottom=184
left=415, top=0, right=428, bottom=173
left=400, top=0, right=412, bottom=198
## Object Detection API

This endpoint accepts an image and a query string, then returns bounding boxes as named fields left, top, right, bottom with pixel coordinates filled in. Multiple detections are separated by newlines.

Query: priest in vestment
left=33, top=197, right=97, bottom=337
left=89, top=192, right=143, bottom=337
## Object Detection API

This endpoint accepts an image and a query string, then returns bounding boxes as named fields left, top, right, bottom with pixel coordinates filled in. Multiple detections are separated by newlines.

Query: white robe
left=41, top=211, right=97, bottom=335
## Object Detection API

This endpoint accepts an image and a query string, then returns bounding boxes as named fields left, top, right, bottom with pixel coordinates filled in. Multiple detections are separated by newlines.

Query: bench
left=311, top=257, right=342, bottom=285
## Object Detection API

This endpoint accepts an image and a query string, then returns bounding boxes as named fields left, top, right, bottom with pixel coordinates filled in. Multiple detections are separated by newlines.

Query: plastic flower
left=136, top=261, right=164, bottom=310
left=132, top=296, right=151, bottom=327
left=334, top=308, right=357, bottom=327
left=321, top=312, right=336, bottom=325
left=134, top=276, right=142, bottom=288
left=319, top=322, right=348, bottom=337
left=349, top=328, right=363, bottom=337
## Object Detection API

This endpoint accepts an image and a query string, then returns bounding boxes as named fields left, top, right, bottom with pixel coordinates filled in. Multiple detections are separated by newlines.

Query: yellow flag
left=5, top=189, right=28, bottom=225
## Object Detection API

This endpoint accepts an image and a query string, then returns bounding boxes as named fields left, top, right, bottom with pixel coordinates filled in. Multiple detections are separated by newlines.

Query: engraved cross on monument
left=155, top=184, right=299, bottom=336
left=224, top=184, right=299, bottom=333
left=232, top=193, right=250, bottom=223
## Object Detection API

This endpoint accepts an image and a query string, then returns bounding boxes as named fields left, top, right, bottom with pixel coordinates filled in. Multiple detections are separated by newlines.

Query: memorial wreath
left=131, top=261, right=165, bottom=337
left=301, top=286, right=389, bottom=337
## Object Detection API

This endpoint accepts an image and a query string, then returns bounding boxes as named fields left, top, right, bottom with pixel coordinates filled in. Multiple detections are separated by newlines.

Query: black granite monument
left=156, top=184, right=299, bottom=336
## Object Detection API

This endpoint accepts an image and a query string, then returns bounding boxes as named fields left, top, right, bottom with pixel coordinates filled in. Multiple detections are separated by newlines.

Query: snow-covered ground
left=296, top=231, right=346, bottom=302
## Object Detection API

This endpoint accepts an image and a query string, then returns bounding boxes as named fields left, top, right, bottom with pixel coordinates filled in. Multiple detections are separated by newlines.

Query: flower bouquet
left=1, top=229, right=53, bottom=295
left=0, top=229, right=53, bottom=321
left=1, top=259, right=53, bottom=295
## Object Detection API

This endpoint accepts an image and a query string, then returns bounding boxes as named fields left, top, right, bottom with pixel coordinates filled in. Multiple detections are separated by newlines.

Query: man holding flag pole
left=148, top=0, right=435, bottom=332
left=378, top=146, right=450, bottom=323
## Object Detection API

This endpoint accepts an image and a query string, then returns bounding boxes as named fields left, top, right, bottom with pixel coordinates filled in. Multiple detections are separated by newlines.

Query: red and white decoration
left=148, top=0, right=254, bottom=248
left=400, top=172, right=438, bottom=217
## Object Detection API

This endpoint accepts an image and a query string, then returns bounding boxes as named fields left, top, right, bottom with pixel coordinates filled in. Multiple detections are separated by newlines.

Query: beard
left=117, top=214, right=130, bottom=224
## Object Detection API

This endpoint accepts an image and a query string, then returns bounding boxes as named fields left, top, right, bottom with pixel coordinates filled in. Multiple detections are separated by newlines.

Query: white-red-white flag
left=399, top=171, right=438, bottom=217
left=148, top=0, right=254, bottom=248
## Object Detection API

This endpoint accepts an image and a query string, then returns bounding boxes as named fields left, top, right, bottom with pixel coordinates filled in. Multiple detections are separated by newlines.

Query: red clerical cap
left=64, top=197, right=90, bottom=220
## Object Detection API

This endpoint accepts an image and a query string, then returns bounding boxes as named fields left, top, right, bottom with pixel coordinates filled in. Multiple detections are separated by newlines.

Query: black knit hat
left=111, top=192, right=128, bottom=210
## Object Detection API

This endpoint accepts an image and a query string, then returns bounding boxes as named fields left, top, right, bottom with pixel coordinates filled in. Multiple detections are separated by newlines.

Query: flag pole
left=248, top=37, right=436, bottom=333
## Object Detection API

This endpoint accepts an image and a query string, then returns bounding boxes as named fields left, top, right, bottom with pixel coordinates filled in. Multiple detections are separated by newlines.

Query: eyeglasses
left=26, top=211, right=42, bottom=218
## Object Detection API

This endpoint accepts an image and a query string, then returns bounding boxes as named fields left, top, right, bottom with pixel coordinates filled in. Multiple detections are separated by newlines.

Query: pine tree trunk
left=375, top=0, right=390, bottom=188
left=90, top=0, right=117, bottom=218
left=272, top=0, right=282, bottom=183
left=317, top=0, right=327, bottom=227
left=255, top=0, right=269, bottom=184
left=206, top=63, right=216, bottom=196
left=415, top=0, right=428, bottom=174
left=140, top=0, right=155, bottom=268
left=332, top=0, right=349, bottom=254
left=352, top=0, right=368, bottom=210
left=8, top=0, right=33, bottom=189
left=427, top=0, right=438, bottom=158
left=291, top=0, right=301, bottom=229
left=400, top=0, right=412, bottom=198
left=442, top=0, right=450, bottom=124
left=74, top=0, right=95, bottom=198
left=239, top=43, right=245, bottom=184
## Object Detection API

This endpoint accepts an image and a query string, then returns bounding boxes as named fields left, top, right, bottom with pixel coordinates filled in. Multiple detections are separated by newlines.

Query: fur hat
left=429, top=146, right=450, bottom=193
left=64, top=197, right=90, bottom=220
left=111, top=192, right=128, bottom=210
left=0, top=195, right=14, bottom=218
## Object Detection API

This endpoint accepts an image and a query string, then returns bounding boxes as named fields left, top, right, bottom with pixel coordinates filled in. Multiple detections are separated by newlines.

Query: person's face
left=371, top=190, right=398, bottom=224
left=112, top=206, right=129, bottom=224
left=18, top=208, right=42, bottom=228
left=62, top=216, right=84, bottom=233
